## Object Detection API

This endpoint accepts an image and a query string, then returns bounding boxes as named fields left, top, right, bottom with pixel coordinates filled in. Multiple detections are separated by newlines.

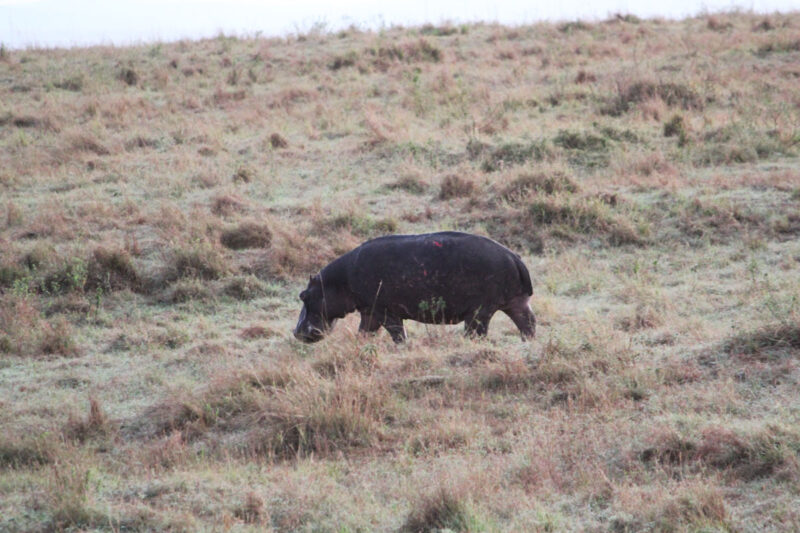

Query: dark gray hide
left=293, top=231, right=535, bottom=343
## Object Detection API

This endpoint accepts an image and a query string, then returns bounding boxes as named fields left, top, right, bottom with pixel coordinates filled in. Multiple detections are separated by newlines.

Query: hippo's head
left=293, top=274, right=338, bottom=343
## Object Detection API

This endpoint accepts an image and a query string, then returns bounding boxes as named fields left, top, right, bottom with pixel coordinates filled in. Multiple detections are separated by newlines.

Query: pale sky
left=1, top=0, right=797, bottom=49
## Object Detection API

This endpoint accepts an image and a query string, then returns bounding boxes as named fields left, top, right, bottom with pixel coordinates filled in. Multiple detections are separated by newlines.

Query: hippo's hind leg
left=502, top=296, right=536, bottom=340
left=381, top=315, right=407, bottom=343
left=464, top=307, right=496, bottom=338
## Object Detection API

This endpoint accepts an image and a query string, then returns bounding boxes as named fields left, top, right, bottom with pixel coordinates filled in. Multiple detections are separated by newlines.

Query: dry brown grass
left=2, top=11, right=800, bottom=531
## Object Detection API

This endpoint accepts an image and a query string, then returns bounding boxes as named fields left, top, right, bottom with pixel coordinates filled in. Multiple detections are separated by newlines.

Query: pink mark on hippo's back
left=433, top=241, right=442, bottom=247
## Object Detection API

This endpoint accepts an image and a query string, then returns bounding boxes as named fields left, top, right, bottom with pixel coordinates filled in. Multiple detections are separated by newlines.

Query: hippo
left=293, top=231, right=536, bottom=343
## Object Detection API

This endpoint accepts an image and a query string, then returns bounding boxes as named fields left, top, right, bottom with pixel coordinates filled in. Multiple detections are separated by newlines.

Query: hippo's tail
left=512, top=254, right=533, bottom=296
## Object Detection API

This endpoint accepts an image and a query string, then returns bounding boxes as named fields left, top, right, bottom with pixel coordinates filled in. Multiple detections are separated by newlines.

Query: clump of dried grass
left=144, top=354, right=393, bottom=460
left=220, top=221, right=272, bottom=250
left=402, top=486, right=475, bottom=533
left=438, top=174, right=474, bottom=200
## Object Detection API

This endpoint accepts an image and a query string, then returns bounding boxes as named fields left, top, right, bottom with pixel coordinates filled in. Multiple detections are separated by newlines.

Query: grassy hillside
left=1, top=11, right=800, bottom=531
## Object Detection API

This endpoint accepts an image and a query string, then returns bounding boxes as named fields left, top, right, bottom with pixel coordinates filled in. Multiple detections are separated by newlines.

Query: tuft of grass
left=168, top=243, right=229, bottom=281
left=85, top=246, right=140, bottom=292
left=40, top=256, right=88, bottom=295
left=663, top=114, right=689, bottom=146
left=54, top=75, right=84, bottom=92
left=325, top=212, right=398, bottom=238
left=725, top=322, right=800, bottom=358
left=501, top=170, right=579, bottom=202
left=270, top=132, right=288, bottom=148
left=43, top=458, right=97, bottom=530
left=63, top=396, right=114, bottom=443
left=220, top=221, right=272, bottom=250
left=756, top=39, right=800, bottom=55
left=329, top=50, right=359, bottom=70
left=39, top=316, right=79, bottom=356
left=234, top=491, right=269, bottom=525
left=471, top=139, right=549, bottom=172
left=640, top=424, right=800, bottom=482
left=402, top=487, right=477, bottom=533
left=146, top=358, right=393, bottom=459
left=221, top=275, right=272, bottom=301
left=438, top=174, right=474, bottom=200
left=0, top=434, right=56, bottom=469
left=402, top=38, right=443, bottom=62
left=525, top=194, right=644, bottom=246
left=388, top=173, right=428, bottom=195
left=162, top=278, right=215, bottom=304
left=605, top=81, right=703, bottom=116
left=118, top=67, right=138, bottom=86
left=211, top=193, right=248, bottom=216
left=232, top=165, right=256, bottom=183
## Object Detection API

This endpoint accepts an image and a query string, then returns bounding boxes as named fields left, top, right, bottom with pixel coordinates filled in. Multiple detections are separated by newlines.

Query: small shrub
left=6, top=201, right=23, bottom=226
left=124, top=135, right=160, bottom=151
left=63, top=396, right=113, bottom=443
left=270, top=132, right=288, bottom=148
left=329, top=50, right=359, bottom=70
left=402, top=487, right=474, bottom=532
left=0, top=261, right=27, bottom=289
left=40, top=257, right=88, bottom=295
left=118, top=67, right=138, bottom=86
left=40, top=317, right=78, bottom=356
left=403, top=38, right=442, bottom=62
left=501, top=171, right=579, bottom=201
left=85, top=247, right=140, bottom=292
left=757, top=39, right=800, bottom=55
left=222, top=275, right=271, bottom=301
left=696, top=426, right=798, bottom=481
left=605, top=81, right=703, bottom=116
left=707, top=16, right=732, bottom=31
left=325, top=212, right=398, bottom=238
left=575, top=70, right=597, bottom=84
left=420, top=23, right=458, bottom=36
left=67, top=132, right=110, bottom=156
left=169, top=244, right=229, bottom=280
left=439, top=174, right=474, bottom=200
left=388, top=174, right=428, bottom=195
left=554, top=130, right=608, bottom=151
left=478, top=140, right=549, bottom=172
left=651, top=485, right=729, bottom=530
left=725, top=322, right=800, bottom=358
left=23, top=241, right=56, bottom=270
left=0, top=295, right=40, bottom=355
left=220, top=221, right=272, bottom=250
left=663, top=114, right=689, bottom=146
left=211, top=193, right=247, bottom=216
left=232, top=165, right=256, bottom=183
left=163, top=278, right=215, bottom=304
left=559, top=21, right=591, bottom=33
left=234, top=492, right=269, bottom=525
left=45, top=460, right=95, bottom=530
left=0, top=434, right=56, bottom=468
left=54, top=75, right=84, bottom=92
left=526, top=195, right=643, bottom=246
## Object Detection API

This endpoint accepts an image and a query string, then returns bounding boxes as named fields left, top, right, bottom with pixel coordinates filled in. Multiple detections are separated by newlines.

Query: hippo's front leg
left=358, top=311, right=381, bottom=335
left=381, top=315, right=406, bottom=343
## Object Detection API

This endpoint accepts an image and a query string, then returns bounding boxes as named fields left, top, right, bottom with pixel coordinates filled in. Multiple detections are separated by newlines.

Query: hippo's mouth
left=294, top=330, right=324, bottom=343
left=293, top=323, right=330, bottom=343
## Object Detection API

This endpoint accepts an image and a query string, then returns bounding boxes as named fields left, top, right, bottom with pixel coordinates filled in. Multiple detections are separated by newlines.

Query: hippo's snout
left=293, top=324, right=324, bottom=343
